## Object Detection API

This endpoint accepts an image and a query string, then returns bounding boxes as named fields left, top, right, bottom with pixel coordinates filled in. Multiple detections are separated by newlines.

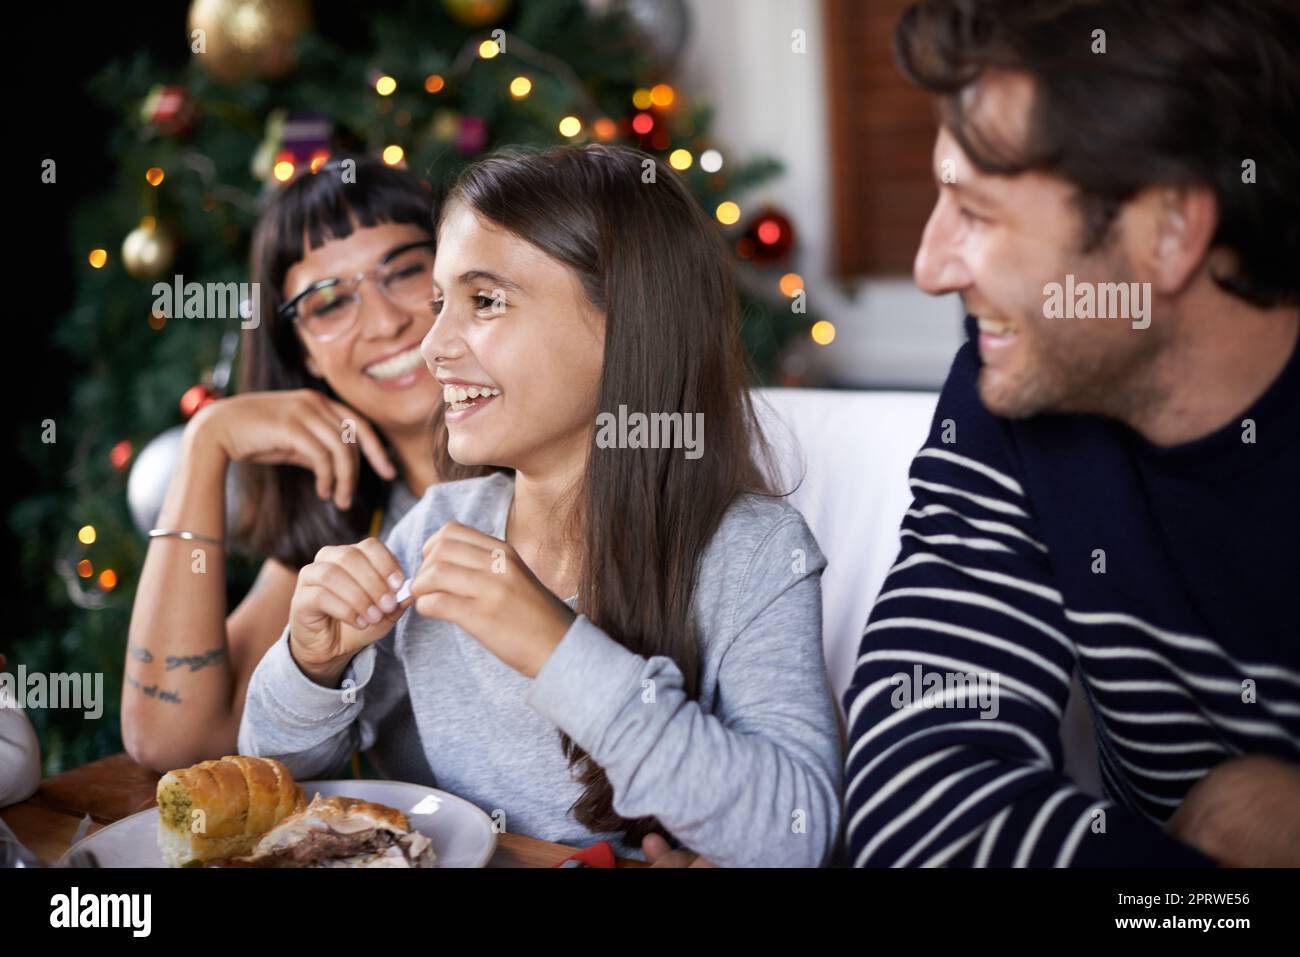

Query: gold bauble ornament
left=122, top=218, right=176, bottom=280
left=187, top=0, right=312, bottom=83
left=441, top=0, right=512, bottom=27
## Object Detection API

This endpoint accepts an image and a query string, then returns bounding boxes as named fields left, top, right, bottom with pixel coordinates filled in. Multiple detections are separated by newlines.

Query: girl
left=239, top=144, right=842, bottom=867
left=123, top=156, right=481, bottom=772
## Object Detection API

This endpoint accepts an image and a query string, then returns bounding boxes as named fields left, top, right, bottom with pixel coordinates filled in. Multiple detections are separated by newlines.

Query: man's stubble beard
left=978, top=316, right=1163, bottom=421
left=976, top=235, right=1162, bottom=421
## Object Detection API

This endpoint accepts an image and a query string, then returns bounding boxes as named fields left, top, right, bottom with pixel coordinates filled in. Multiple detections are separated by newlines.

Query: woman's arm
left=122, top=414, right=305, bottom=771
left=122, top=392, right=395, bottom=772
left=122, top=555, right=298, bottom=769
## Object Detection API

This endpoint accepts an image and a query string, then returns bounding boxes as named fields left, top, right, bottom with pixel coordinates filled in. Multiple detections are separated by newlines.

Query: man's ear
left=1149, top=184, right=1219, bottom=296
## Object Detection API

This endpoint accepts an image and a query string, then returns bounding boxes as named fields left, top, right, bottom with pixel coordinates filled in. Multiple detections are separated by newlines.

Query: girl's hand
left=189, top=390, right=397, bottom=510
left=642, top=833, right=718, bottom=868
left=288, top=538, right=412, bottom=687
left=409, top=522, right=576, bottom=678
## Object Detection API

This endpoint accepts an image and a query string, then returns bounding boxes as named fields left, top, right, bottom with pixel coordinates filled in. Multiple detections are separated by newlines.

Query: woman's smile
left=362, top=342, right=432, bottom=391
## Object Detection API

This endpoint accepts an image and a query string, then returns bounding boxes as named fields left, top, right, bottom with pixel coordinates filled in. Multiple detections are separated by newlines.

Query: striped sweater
left=843, top=317, right=1300, bottom=866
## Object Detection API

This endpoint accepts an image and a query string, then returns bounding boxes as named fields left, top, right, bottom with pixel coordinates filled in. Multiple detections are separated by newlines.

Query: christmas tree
left=13, top=0, right=813, bottom=773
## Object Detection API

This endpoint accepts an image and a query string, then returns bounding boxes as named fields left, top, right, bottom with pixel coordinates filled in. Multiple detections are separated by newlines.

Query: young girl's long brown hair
left=436, top=144, right=778, bottom=846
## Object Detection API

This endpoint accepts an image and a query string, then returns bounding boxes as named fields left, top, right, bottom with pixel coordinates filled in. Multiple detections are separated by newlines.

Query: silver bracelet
left=148, top=528, right=225, bottom=548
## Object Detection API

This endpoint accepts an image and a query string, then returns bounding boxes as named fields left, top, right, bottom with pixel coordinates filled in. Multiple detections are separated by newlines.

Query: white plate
left=57, top=779, right=498, bottom=868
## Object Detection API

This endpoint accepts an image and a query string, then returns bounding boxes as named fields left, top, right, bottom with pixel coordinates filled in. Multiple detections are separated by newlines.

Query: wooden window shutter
left=824, top=0, right=939, bottom=276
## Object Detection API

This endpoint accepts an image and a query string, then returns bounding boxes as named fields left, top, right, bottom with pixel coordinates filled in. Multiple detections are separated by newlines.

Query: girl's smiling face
left=422, top=199, right=605, bottom=475
left=285, top=220, right=441, bottom=432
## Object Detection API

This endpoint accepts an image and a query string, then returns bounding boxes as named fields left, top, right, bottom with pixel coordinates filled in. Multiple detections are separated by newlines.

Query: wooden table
left=2, top=752, right=645, bottom=868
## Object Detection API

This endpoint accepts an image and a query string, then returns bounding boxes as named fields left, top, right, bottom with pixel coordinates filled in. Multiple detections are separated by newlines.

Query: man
left=844, top=0, right=1300, bottom=866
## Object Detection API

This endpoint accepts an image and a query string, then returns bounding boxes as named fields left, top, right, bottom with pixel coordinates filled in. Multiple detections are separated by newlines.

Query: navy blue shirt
left=843, top=315, right=1299, bottom=866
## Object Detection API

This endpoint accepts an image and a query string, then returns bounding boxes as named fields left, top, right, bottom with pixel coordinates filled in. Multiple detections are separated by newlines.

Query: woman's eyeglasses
left=278, top=239, right=435, bottom=342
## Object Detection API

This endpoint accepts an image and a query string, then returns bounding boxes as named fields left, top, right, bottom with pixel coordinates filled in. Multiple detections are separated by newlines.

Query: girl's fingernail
left=379, top=593, right=397, bottom=613
left=366, top=604, right=383, bottom=622
left=355, top=616, right=368, bottom=630
left=388, top=572, right=405, bottom=590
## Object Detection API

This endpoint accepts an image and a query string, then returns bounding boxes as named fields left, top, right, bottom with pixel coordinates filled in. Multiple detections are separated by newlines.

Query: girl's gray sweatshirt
left=238, top=472, right=843, bottom=866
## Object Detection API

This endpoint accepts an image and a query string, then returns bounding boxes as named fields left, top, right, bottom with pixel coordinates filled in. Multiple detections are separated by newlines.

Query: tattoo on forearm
left=125, top=673, right=182, bottom=704
left=165, top=648, right=226, bottom=672
left=127, top=644, right=154, bottom=663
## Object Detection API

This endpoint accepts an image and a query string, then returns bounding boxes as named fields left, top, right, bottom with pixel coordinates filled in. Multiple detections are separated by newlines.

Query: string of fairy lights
left=87, top=28, right=832, bottom=342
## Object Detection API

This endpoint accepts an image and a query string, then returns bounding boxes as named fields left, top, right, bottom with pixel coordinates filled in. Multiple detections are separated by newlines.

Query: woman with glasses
left=122, top=155, right=485, bottom=772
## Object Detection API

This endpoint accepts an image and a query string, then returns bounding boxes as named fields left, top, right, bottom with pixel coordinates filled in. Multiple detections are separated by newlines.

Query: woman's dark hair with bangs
left=894, top=0, right=1300, bottom=308
left=237, top=154, right=476, bottom=569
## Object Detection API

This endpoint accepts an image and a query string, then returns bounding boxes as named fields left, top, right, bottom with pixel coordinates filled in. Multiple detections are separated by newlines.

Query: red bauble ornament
left=738, top=207, right=795, bottom=266
left=140, top=85, right=195, bottom=137
left=180, top=384, right=218, bottom=418
left=109, top=439, right=134, bottom=471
